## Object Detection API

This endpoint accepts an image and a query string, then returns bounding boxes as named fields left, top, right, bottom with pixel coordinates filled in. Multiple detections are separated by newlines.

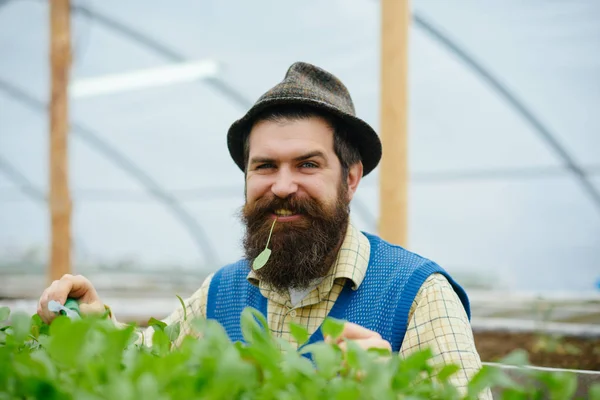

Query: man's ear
left=346, top=162, right=363, bottom=202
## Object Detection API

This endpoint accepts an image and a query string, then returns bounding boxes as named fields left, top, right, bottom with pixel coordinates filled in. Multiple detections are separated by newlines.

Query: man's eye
left=256, top=163, right=275, bottom=170
left=300, top=162, right=318, bottom=168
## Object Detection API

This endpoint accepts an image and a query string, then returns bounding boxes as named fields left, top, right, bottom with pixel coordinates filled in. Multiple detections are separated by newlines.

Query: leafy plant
left=0, top=305, right=594, bottom=399
left=532, top=334, right=582, bottom=356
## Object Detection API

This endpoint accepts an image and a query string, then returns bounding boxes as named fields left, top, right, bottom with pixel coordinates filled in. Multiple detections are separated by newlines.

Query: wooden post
left=49, top=0, right=72, bottom=283
left=379, top=0, right=410, bottom=247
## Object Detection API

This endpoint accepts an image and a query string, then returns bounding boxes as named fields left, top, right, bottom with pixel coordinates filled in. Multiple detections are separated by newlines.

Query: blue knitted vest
left=206, top=232, right=470, bottom=352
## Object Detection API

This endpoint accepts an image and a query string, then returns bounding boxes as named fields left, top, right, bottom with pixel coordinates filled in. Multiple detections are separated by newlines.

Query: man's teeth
left=275, top=209, right=294, bottom=216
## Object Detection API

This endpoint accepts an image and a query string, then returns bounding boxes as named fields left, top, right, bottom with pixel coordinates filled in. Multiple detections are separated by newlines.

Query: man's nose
left=271, top=169, right=298, bottom=199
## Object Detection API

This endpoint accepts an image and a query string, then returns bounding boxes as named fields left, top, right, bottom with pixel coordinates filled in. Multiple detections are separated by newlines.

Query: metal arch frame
left=0, top=155, right=46, bottom=203
left=412, top=12, right=600, bottom=213
left=0, top=78, right=219, bottom=266
left=68, top=4, right=600, bottom=217
left=0, top=0, right=598, bottom=243
left=0, top=154, right=97, bottom=258
left=67, top=3, right=383, bottom=230
left=0, top=0, right=220, bottom=265
left=71, top=4, right=254, bottom=109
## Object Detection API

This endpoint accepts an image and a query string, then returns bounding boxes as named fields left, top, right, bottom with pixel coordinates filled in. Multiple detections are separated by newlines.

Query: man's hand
left=37, top=274, right=105, bottom=324
left=328, top=322, right=392, bottom=353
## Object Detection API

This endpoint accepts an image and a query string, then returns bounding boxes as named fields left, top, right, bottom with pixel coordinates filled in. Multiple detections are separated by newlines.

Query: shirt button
left=289, top=310, right=297, bottom=318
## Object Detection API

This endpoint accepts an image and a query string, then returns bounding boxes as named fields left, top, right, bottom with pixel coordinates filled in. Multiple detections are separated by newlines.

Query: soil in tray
left=474, top=331, right=600, bottom=371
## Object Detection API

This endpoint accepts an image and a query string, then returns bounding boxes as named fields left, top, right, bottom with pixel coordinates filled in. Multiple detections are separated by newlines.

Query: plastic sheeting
left=0, top=0, right=598, bottom=291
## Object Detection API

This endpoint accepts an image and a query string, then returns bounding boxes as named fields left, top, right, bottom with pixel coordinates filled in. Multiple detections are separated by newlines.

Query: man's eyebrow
left=249, top=151, right=327, bottom=165
left=249, top=156, right=275, bottom=165
left=293, top=151, right=326, bottom=162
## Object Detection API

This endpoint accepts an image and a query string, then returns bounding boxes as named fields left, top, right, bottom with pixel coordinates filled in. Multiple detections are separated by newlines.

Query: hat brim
left=227, top=98, right=382, bottom=177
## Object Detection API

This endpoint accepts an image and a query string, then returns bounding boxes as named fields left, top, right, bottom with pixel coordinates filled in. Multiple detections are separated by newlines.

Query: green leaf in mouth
left=253, top=217, right=277, bottom=270
left=252, top=248, right=272, bottom=271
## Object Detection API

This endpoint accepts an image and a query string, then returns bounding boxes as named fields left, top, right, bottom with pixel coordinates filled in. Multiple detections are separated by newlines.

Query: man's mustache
left=247, top=195, right=324, bottom=218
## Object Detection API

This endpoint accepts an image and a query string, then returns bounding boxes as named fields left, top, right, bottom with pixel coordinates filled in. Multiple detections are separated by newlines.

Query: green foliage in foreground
left=0, top=306, right=598, bottom=399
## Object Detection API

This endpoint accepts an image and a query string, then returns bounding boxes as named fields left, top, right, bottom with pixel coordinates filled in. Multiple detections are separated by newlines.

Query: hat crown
left=256, top=62, right=356, bottom=116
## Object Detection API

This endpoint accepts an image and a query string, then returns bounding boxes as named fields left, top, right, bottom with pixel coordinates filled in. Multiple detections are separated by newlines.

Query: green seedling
left=0, top=305, right=590, bottom=399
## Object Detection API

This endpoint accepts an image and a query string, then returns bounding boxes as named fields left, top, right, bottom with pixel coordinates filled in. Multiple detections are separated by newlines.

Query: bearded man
left=37, top=62, right=489, bottom=396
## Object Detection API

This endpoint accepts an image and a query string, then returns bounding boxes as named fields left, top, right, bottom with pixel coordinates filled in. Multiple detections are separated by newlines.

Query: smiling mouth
left=274, top=209, right=296, bottom=217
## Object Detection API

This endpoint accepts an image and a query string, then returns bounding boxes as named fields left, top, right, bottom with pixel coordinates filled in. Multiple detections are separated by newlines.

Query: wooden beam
left=379, top=0, right=410, bottom=247
left=49, top=0, right=72, bottom=283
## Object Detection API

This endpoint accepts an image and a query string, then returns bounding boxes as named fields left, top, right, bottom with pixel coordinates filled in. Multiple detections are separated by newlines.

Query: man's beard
left=241, top=183, right=350, bottom=293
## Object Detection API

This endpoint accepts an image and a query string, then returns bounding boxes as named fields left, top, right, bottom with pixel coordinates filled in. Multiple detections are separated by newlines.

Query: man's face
left=240, top=116, right=362, bottom=291
left=245, top=116, right=346, bottom=218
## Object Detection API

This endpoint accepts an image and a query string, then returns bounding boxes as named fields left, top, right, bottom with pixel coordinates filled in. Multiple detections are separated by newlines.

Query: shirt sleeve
left=108, top=272, right=214, bottom=348
left=399, top=273, right=492, bottom=399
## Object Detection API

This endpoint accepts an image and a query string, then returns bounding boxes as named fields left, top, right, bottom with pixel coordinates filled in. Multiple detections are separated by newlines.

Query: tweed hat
left=227, top=62, right=382, bottom=176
